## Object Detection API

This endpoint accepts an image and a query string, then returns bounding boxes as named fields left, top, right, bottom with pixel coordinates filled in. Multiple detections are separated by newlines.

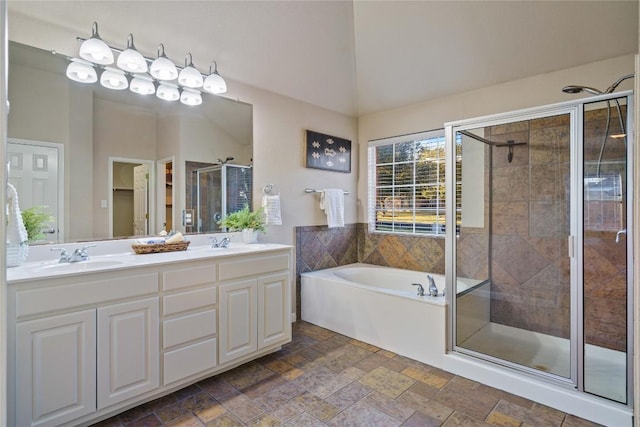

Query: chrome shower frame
left=444, top=90, right=634, bottom=409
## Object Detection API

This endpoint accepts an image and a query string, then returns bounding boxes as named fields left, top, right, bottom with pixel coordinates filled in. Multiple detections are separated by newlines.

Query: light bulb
left=150, top=44, right=178, bottom=81
left=116, top=34, right=148, bottom=73
left=178, top=53, right=203, bottom=88
left=78, top=22, right=114, bottom=65
left=66, top=59, right=97, bottom=83
left=100, top=68, right=128, bottom=90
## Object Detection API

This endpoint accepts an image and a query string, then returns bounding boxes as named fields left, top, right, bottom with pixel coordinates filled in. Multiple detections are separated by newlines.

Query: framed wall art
left=305, top=130, right=351, bottom=173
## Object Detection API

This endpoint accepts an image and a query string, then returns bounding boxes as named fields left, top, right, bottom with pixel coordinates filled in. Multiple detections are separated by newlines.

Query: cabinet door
left=16, top=310, right=96, bottom=427
left=258, top=272, right=291, bottom=349
left=97, top=297, right=159, bottom=409
left=219, top=279, right=257, bottom=364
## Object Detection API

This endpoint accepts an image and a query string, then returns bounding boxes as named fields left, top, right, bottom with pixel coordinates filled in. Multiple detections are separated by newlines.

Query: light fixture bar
left=76, top=36, right=216, bottom=80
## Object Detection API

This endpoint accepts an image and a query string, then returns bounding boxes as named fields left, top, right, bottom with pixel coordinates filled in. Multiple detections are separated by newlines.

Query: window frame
left=367, top=129, right=451, bottom=236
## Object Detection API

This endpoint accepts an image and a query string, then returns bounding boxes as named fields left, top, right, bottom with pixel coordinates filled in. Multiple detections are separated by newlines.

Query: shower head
left=561, top=85, right=603, bottom=96
left=562, top=74, right=635, bottom=96
left=217, top=156, right=235, bottom=164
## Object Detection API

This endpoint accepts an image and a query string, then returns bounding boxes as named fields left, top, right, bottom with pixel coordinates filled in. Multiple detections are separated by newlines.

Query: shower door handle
left=568, top=235, right=575, bottom=258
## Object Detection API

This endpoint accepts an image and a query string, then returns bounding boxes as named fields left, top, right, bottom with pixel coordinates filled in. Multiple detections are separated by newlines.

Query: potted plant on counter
left=218, top=205, right=266, bottom=243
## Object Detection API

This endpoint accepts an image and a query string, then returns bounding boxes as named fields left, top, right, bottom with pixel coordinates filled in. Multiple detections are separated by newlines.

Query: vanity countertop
left=7, top=241, right=292, bottom=283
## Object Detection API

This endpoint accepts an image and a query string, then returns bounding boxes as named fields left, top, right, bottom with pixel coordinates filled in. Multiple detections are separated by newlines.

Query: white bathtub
left=301, top=263, right=449, bottom=367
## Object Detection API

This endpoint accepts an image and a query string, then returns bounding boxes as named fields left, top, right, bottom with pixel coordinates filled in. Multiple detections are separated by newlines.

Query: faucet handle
left=427, top=274, right=438, bottom=296
left=411, top=283, right=425, bottom=296
left=51, top=247, right=69, bottom=263
left=78, top=244, right=96, bottom=253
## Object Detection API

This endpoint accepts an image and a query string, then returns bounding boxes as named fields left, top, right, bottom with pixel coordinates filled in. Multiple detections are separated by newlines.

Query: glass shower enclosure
left=192, top=164, right=253, bottom=232
left=446, top=92, right=633, bottom=406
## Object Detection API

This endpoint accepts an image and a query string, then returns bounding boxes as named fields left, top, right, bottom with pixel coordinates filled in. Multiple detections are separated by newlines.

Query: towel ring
left=263, top=184, right=280, bottom=196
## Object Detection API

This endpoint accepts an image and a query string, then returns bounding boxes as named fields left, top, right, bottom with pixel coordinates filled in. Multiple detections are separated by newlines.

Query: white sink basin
left=33, top=259, right=128, bottom=273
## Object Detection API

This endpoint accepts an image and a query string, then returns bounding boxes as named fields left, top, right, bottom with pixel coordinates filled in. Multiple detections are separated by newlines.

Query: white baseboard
left=290, top=312, right=296, bottom=322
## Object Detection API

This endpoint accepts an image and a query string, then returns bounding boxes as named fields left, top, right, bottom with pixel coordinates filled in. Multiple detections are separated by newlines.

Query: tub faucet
left=427, top=275, right=438, bottom=296
left=411, top=283, right=425, bottom=296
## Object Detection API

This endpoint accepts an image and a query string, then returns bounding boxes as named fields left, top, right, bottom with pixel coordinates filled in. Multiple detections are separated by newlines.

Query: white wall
left=357, top=54, right=635, bottom=223
left=224, top=82, right=358, bottom=246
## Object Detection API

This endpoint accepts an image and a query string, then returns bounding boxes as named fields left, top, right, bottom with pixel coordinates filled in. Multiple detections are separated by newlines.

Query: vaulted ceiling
left=7, top=1, right=639, bottom=116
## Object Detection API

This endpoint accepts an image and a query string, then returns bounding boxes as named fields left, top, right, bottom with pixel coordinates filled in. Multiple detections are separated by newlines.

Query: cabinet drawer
left=163, top=287, right=216, bottom=316
left=163, top=264, right=216, bottom=292
left=163, top=309, right=216, bottom=349
left=218, top=253, right=289, bottom=281
left=163, top=338, right=217, bottom=385
left=15, top=273, right=158, bottom=318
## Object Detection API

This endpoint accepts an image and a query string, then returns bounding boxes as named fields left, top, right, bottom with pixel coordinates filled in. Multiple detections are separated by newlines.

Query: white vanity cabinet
left=8, top=244, right=292, bottom=427
left=162, top=263, right=218, bottom=385
left=219, top=253, right=291, bottom=364
left=15, top=310, right=96, bottom=427
left=10, top=271, right=159, bottom=427
left=97, top=297, right=160, bottom=409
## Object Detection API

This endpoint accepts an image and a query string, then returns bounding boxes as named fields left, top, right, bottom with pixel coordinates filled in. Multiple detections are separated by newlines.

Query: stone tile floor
left=92, top=321, right=602, bottom=427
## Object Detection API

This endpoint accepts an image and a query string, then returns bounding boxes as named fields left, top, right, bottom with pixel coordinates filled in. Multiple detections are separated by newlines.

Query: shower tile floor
left=92, top=321, right=602, bottom=427
left=460, top=322, right=626, bottom=403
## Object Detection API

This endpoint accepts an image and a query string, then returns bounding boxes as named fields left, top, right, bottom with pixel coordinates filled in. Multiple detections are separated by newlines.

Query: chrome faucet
left=412, top=283, right=425, bottom=296
left=52, top=244, right=95, bottom=263
left=210, top=236, right=231, bottom=248
left=616, top=229, right=627, bottom=243
left=427, top=274, right=438, bottom=297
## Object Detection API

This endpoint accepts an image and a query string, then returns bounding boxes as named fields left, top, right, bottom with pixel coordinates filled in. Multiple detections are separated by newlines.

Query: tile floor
left=92, top=321, right=602, bottom=427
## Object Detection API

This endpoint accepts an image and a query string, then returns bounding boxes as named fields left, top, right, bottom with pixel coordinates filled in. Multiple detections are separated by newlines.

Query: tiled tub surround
left=295, top=224, right=445, bottom=318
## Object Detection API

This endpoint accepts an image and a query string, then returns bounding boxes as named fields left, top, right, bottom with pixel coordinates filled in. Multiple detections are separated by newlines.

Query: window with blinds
left=368, top=130, right=460, bottom=235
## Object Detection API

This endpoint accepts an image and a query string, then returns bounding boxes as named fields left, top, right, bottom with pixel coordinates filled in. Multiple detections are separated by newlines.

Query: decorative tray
left=131, top=241, right=190, bottom=254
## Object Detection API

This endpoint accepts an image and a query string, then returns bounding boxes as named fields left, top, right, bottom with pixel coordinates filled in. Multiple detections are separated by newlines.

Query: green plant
left=21, top=206, right=54, bottom=242
left=217, top=205, right=266, bottom=232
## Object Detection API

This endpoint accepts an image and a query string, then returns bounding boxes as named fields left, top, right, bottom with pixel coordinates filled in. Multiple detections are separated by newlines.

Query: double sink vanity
left=6, top=235, right=293, bottom=427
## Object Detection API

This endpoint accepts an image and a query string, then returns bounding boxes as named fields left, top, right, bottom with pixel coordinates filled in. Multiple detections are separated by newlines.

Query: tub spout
left=427, top=275, right=438, bottom=296
left=412, top=283, right=425, bottom=296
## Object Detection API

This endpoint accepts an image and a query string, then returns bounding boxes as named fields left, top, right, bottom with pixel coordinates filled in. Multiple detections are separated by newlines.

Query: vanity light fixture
left=66, top=58, right=98, bottom=83
left=178, top=53, right=203, bottom=88
left=116, top=34, right=148, bottom=73
left=203, top=61, right=227, bottom=94
left=130, top=74, right=156, bottom=95
left=150, top=44, right=178, bottom=81
left=79, top=22, right=114, bottom=65
left=156, top=83, right=180, bottom=101
left=71, top=23, right=228, bottom=106
left=180, top=89, right=202, bottom=106
left=100, top=67, right=128, bottom=90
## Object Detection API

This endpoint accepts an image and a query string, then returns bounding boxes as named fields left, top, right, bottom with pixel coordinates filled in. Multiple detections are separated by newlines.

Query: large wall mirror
left=7, top=41, right=253, bottom=244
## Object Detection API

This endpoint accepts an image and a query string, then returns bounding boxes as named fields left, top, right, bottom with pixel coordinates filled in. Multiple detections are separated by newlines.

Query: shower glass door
left=447, top=92, right=633, bottom=405
left=451, top=111, right=574, bottom=382
left=582, top=95, right=632, bottom=404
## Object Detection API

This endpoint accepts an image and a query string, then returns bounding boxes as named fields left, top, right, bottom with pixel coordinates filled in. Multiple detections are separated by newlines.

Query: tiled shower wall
left=485, top=116, right=573, bottom=341
left=295, top=224, right=445, bottom=318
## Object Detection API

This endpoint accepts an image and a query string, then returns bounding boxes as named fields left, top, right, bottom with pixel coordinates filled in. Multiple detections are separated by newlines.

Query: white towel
left=6, top=183, right=28, bottom=244
left=320, top=189, right=344, bottom=228
left=262, top=195, right=282, bottom=225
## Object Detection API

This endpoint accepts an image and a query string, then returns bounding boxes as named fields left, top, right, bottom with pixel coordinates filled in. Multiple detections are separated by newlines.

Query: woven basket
left=131, top=241, right=190, bottom=254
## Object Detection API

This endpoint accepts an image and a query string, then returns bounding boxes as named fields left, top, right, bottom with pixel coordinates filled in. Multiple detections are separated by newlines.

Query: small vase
left=242, top=228, right=259, bottom=244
